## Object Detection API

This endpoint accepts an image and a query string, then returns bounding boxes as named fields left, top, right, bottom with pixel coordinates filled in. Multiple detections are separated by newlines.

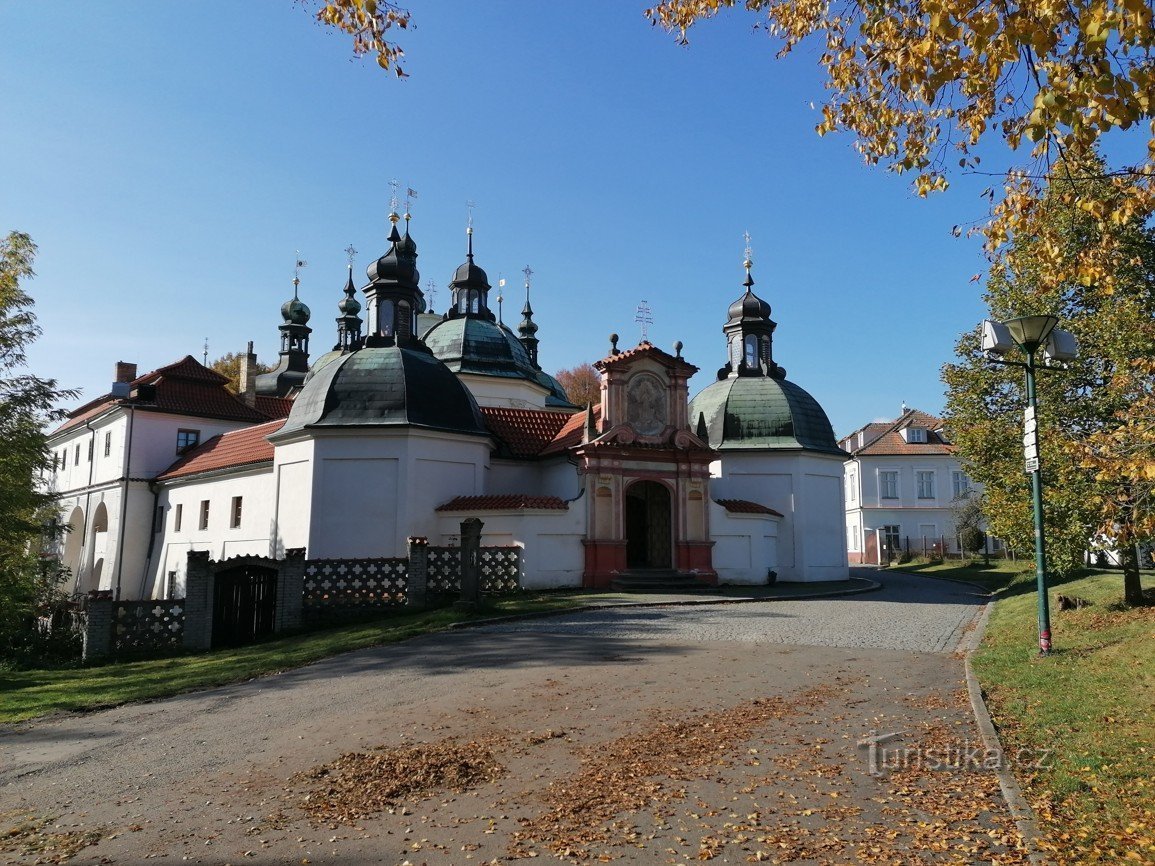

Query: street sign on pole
left=1025, top=456, right=1040, bottom=473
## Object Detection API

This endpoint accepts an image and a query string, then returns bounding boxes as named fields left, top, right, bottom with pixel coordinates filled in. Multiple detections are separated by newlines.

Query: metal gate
left=212, top=563, right=277, bottom=648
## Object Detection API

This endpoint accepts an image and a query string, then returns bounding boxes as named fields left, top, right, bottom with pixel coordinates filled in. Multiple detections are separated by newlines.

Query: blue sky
left=4, top=2, right=1010, bottom=436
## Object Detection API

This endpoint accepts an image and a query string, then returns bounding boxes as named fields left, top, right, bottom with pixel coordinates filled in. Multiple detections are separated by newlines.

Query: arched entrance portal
left=625, top=481, right=672, bottom=569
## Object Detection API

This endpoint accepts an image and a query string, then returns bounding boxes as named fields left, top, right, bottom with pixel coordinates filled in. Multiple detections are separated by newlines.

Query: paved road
left=1, top=572, right=1024, bottom=865
left=475, top=571, right=987, bottom=653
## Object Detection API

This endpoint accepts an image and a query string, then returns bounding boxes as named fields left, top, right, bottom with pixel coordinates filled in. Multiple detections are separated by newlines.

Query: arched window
left=468, top=290, right=480, bottom=314
left=397, top=301, right=411, bottom=340
left=379, top=299, right=395, bottom=336
left=744, top=335, right=758, bottom=367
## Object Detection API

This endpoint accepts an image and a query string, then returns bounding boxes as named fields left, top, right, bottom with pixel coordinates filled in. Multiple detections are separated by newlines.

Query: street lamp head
left=980, top=320, right=1015, bottom=355
left=1043, top=327, right=1078, bottom=363
left=1004, top=315, right=1059, bottom=352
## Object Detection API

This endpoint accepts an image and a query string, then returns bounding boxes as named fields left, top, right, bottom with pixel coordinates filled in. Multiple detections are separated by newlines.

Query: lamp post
left=981, top=315, right=1078, bottom=656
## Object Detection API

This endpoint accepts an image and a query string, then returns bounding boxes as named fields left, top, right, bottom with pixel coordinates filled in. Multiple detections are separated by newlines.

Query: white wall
left=458, top=373, right=550, bottom=410
left=708, top=502, right=779, bottom=585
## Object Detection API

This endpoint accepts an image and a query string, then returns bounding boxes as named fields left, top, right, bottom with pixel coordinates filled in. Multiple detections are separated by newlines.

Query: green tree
left=952, top=492, right=988, bottom=558
left=942, top=157, right=1155, bottom=601
left=209, top=350, right=273, bottom=394
left=0, top=232, right=76, bottom=649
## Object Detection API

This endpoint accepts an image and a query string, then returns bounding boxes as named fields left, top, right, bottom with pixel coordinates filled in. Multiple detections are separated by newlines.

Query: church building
left=46, top=208, right=849, bottom=599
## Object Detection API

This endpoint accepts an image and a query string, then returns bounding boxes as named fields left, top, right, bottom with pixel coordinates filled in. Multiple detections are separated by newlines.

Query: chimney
left=238, top=341, right=258, bottom=407
left=115, top=361, right=137, bottom=384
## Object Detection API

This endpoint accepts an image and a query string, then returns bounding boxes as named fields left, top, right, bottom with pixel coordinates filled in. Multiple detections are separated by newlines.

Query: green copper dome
left=422, top=316, right=539, bottom=380
left=689, top=375, right=845, bottom=455
left=275, top=344, right=486, bottom=438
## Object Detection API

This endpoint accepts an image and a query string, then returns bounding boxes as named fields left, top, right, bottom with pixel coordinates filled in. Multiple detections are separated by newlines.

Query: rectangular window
left=952, top=471, right=971, bottom=499
left=847, top=526, right=858, bottom=551
left=167, top=571, right=178, bottom=599
left=880, top=471, right=899, bottom=499
left=177, top=429, right=201, bottom=454
left=154, top=505, right=165, bottom=534
left=174, top=503, right=183, bottom=532
left=74, top=445, right=81, bottom=466
left=104, top=431, right=111, bottom=457
left=198, top=500, right=209, bottom=530
left=848, top=470, right=857, bottom=503
left=882, top=524, right=901, bottom=554
left=230, top=496, right=243, bottom=529
left=87, top=439, right=93, bottom=461
left=917, top=471, right=935, bottom=499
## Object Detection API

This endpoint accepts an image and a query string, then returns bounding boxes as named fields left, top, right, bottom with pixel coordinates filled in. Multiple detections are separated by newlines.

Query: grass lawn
left=0, top=592, right=590, bottom=725
left=909, top=564, right=1154, bottom=864
left=884, top=557, right=1034, bottom=591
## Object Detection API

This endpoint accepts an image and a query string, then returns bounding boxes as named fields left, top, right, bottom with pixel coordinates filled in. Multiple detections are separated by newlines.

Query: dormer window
left=176, top=429, right=200, bottom=454
left=902, top=427, right=928, bottom=444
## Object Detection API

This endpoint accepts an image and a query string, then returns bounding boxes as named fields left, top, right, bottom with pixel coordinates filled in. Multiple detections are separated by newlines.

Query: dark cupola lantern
left=445, top=225, right=495, bottom=323
left=363, top=211, right=425, bottom=349
left=517, top=265, right=540, bottom=368
left=255, top=267, right=313, bottom=396
left=719, top=247, right=784, bottom=381
left=334, top=255, right=363, bottom=353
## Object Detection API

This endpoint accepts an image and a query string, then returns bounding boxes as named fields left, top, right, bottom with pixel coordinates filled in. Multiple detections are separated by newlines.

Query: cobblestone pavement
left=474, top=570, right=986, bottom=654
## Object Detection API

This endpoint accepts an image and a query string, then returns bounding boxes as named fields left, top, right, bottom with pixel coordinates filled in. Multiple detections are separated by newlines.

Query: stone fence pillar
left=278, top=548, right=306, bottom=632
left=183, top=550, right=213, bottom=651
left=82, top=597, right=114, bottom=661
left=459, top=518, right=483, bottom=607
left=407, top=537, right=429, bottom=610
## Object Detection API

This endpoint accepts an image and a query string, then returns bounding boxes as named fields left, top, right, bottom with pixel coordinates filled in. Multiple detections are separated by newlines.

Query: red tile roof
left=435, top=494, right=569, bottom=512
left=55, top=356, right=287, bottom=434
left=716, top=498, right=784, bottom=517
left=255, top=395, right=295, bottom=420
left=480, top=407, right=575, bottom=458
left=157, top=419, right=285, bottom=480
left=842, top=409, right=955, bottom=456
left=541, top=406, right=600, bottom=456
left=594, top=340, right=698, bottom=374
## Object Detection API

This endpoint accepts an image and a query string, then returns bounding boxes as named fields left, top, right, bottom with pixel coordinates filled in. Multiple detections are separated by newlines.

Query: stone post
left=277, top=548, right=306, bottom=632
left=407, top=537, right=429, bottom=610
left=459, top=518, right=483, bottom=607
left=82, top=597, right=114, bottom=661
left=183, top=550, right=213, bottom=651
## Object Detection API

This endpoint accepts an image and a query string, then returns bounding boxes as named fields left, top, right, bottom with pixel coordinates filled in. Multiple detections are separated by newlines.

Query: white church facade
left=47, top=211, right=849, bottom=599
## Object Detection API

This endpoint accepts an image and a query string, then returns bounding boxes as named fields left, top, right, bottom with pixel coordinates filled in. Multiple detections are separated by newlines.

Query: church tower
left=363, top=209, right=425, bottom=348
left=256, top=263, right=312, bottom=397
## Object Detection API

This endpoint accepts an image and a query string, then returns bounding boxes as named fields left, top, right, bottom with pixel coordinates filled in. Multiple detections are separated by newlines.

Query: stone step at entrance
left=609, top=569, right=719, bottom=594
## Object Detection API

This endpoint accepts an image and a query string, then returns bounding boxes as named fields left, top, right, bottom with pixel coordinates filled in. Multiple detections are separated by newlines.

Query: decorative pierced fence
left=427, top=546, right=462, bottom=594
left=303, top=557, right=409, bottom=620
left=112, top=599, right=185, bottom=654
left=426, top=545, right=521, bottom=595
left=479, top=546, right=522, bottom=594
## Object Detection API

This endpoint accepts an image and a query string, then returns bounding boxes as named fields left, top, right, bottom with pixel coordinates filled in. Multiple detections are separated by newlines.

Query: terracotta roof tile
left=594, top=340, right=698, bottom=374
left=540, top=406, right=601, bottom=456
left=157, top=419, right=285, bottom=480
left=843, top=408, right=955, bottom=456
left=254, top=395, right=295, bottom=420
left=715, top=498, right=783, bottom=517
left=435, top=494, right=569, bottom=512
left=480, top=407, right=575, bottom=458
left=54, top=356, right=273, bottom=434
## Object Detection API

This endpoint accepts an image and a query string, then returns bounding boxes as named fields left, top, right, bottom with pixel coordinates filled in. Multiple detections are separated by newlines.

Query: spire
left=447, top=204, right=493, bottom=322
left=256, top=258, right=313, bottom=396
left=517, top=265, right=540, bottom=368
left=335, top=245, right=363, bottom=352
left=363, top=203, right=423, bottom=348
left=720, top=231, right=781, bottom=381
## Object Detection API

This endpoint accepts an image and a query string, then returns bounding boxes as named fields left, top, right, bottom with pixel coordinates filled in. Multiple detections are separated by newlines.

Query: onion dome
left=689, top=376, right=844, bottom=455
left=275, top=344, right=487, bottom=438
left=338, top=271, right=361, bottom=316
left=424, top=317, right=538, bottom=379
left=281, top=296, right=311, bottom=325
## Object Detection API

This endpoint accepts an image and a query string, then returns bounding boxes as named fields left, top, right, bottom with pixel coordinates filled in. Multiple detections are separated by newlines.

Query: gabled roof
left=841, top=408, right=955, bottom=457
left=540, top=405, right=601, bottom=456
left=435, top=494, right=569, bottom=512
left=157, top=419, right=285, bottom=481
left=594, top=340, right=698, bottom=375
left=480, top=407, right=575, bottom=458
left=54, top=356, right=277, bottom=435
left=715, top=498, right=784, bottom=517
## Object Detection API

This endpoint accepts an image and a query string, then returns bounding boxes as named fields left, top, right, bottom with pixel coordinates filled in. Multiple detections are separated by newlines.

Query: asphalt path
left=0, top=571, right=1026, bottom=865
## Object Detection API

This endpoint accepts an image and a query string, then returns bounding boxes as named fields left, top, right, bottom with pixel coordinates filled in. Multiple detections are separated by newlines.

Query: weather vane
left=388, top=178, right=400, bottom=216
left=294, top=251, right=307, bottom=297
left=635, top=299, right=653, bottom=341
left=344, top=244, right=357, bottom=269
left=405, top=186, right=417, bottom=218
